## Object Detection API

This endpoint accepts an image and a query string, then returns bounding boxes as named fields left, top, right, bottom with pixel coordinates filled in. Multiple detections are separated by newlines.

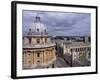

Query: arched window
left=37, top=39, right=40, bottom=43
left=45, top=38, right=47, bottom=43
left=88, top=52, right=91, bottom=58
left=37, top=52, right=40, bottom=57
left=37, top=60, right=40, bottom=64
left=28, top=61, right=31, bottom=64
left=28, top=28, right=32, bottom=35
left=37, top=60, right=40, bottom=62
left=29, top=38, right=31, bottom=44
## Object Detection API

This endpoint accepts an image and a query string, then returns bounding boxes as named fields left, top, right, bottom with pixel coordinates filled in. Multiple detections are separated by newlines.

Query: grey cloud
left=23, top=10, right=90, bottom=36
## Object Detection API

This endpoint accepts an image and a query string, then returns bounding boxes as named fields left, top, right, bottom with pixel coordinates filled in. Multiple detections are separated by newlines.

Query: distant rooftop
left=64, top=42, right=90, bottom=47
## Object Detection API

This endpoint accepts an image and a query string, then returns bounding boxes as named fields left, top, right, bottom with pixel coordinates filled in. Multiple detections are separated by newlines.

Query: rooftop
left=64, top=42, right=90, bottom=47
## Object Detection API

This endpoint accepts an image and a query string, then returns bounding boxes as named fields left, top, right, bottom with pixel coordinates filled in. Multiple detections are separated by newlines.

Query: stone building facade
left=23, top=16, right=56, bottom=69
left=55, top=36, right=91, bottom=66
left=63, top=42, right=91, bottom=62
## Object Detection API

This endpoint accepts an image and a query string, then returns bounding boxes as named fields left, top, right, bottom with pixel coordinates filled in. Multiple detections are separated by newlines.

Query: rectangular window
left=29, top=38, right=31, bottom=44
left=37, top=52, right=40, bottom=57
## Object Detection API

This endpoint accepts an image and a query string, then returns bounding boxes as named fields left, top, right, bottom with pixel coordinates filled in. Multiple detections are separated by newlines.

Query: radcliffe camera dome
left=23, top=15, right=56, bottom=69
left=29, top=16, right=47, bottom=34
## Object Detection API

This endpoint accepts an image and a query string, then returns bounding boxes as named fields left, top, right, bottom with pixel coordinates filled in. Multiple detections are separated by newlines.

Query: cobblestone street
left=54, top=53, right=91, bottom=68
left=54, top=57, right=70, bottom=68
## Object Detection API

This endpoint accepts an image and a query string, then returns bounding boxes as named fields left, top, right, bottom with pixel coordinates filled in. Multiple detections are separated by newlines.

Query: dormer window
left=37, top=28, right=39, bottom=32
left=29, top=28, right=31, bottom=31
left=28, top=28, right=32, bottom=35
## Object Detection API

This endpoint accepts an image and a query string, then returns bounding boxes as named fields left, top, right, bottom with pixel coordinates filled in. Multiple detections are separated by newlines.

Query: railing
left=23, top=43, right=56, bottom=48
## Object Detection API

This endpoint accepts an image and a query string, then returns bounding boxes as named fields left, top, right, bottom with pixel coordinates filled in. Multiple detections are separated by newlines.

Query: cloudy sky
left=22, top=10, right=91, bottom=36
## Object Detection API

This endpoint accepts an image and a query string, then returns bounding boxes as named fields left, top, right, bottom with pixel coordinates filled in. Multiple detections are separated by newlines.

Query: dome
left=29, top=16, right=47, bottom=34
left=30, top=22, right=46, bottom=33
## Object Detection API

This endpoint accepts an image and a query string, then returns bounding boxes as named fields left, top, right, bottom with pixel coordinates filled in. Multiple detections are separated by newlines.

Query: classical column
left=43, top=51, right=44, bottom=64
left=33, top=51, right=34, bottom=64
left=23, top=51, right=25, bottom=65
left=41, top=51, right=44, bottom=64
